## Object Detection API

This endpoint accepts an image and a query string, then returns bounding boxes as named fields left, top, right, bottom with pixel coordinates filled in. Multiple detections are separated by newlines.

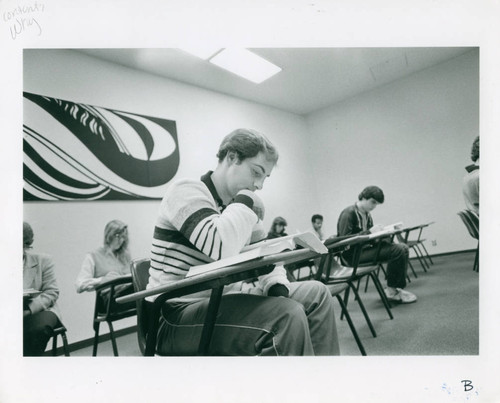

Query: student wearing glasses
left=23, top=221, right=62, bottom=356
left=75, top=220, right=133, bottom=306
left=147, top=128, right=340, bottom=356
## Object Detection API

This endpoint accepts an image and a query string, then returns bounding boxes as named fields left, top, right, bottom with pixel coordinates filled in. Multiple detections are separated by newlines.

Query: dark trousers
left=344, top=241, right=409, bottom=289
left=23, top=310, right=60, bottom=356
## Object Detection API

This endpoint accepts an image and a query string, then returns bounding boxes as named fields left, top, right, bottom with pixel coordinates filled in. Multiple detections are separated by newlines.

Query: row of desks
left=116, top=223, right=433, bottom=355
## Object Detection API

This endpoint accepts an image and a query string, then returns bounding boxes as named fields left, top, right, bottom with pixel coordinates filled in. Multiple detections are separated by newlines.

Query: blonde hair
left=103, top=220, right=130, bottom=264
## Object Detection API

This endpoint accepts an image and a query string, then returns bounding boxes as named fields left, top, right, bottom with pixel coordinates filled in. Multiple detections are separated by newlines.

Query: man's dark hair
left=311, top=214, right=323, bottom=223
left=358, top=186, right=385, bottom=203
left=470, top=136, right=479, bottom=162
left=216, top=128, right=279, bottom=163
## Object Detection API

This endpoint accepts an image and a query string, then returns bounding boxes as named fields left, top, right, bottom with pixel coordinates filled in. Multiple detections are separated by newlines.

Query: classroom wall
left=305, top=49, right=479, bottom=253
left=23, top=49, right=318, bottom=345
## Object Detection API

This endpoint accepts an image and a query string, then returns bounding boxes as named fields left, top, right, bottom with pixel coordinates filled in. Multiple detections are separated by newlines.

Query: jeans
left=156, top=280, right=340, bottom=356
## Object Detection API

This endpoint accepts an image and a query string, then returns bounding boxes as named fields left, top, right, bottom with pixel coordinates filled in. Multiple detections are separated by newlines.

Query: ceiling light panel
left=209, top=48, right=282, bottom=84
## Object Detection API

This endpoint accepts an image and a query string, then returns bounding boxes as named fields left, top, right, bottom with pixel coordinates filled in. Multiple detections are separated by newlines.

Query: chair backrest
left=458, top=210, right=479, bottom=240
left=130, top=258, right=152, bottom=356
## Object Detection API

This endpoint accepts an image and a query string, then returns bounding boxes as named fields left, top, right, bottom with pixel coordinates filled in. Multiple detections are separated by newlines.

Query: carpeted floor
left=333, top=250, right=479, bottom=355
left=69, top=251, right=479, bottom=357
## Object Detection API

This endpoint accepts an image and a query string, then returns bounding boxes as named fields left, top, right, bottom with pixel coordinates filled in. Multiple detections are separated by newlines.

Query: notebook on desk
left=368, top=222, right=403, bottom=238
left=186, top=231, right=327, bottom=278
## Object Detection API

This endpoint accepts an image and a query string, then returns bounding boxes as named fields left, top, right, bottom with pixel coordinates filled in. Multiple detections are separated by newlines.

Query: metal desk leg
left=198, top=286, right=224, bottom=355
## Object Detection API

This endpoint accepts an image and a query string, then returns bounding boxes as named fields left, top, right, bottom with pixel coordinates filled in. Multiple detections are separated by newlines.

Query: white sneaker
left=385, top=288, right=417, bottom=304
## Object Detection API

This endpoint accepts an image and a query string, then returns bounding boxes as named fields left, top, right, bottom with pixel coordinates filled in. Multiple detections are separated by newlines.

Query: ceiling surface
left=78, top=47, right=473, bottom=115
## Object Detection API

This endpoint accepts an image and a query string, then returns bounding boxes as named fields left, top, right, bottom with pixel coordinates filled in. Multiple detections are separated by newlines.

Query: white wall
left=306, top=49, right=479, bottom=253
left=23, top=49, right=318, bottom=345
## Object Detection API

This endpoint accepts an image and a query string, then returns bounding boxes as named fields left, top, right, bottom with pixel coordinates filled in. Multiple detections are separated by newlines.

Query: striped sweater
left=146, top=171, right=289, bottom=301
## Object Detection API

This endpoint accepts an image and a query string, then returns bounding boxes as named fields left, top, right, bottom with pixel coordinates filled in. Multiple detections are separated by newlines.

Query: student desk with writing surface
left=116, top=247, right=320, bottom=355
left=116, top=236, right=371, bottom=356
left=396, top=222, right=435, bottom=272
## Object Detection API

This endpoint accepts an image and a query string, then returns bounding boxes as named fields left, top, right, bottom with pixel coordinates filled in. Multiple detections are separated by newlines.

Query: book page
left=187, top=232, right=324, bottom=277
left=242, top=233, right=296, bottom=252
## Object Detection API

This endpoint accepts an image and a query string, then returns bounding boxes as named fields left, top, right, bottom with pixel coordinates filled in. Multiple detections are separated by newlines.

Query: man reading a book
left=147, top=128, right=340, bottom=355
left=337, top=186, right=417, bottom=304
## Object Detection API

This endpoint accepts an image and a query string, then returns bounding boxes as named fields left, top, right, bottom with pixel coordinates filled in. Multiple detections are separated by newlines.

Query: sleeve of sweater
left=162, top=179, right=258, bottom=260
left=28, top=254, right=59, bottom=314
left=257, top=265, right=290, bottom=295
left=245, top=219, right=290, bottom=295
left=75, top=253, right=96, bottom=293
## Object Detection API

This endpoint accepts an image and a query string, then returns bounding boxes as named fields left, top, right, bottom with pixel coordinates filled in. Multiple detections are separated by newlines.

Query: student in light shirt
left=75, top=220, right=134, bottom=309
left=147, top=128, right=340, bottom=355
left=311, top=214, right=324, bottom=240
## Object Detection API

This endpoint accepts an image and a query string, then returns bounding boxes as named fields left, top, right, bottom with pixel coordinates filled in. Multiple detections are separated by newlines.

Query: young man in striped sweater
left=147, top=128, right=340, bottom=355
left=337, top=186, right=417, bottom=304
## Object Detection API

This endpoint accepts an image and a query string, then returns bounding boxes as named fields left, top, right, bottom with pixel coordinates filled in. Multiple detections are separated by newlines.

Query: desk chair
left=343, top=235, right=397, bottom=312
left=130, top=258, right=153, bottom=356
left=414, top=222, right=435, bottom=266
left=458, top=211, right=479, bottom=272
left=317, top=237, right=393, bottom=340
left=129, top=257, right=276, bottom=356
left=396, top=224, right=434, bottom=273
left=287, top=253, right=367, bottom=356
left=51, top=325, right=70, bottom=356
left=92, top=276, right=137, bottom=356
left=328, top=282, right=367, bottom=356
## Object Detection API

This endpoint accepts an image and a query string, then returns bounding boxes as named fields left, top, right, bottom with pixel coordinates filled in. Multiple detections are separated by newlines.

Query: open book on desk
left=368, top=222, right=403, bottom=239
left=186, top=231, right=328, bottom=278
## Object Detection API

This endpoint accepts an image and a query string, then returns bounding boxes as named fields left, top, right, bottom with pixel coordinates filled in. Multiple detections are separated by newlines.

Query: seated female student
left=23, top=222, right=62, bottom=356
left=266, top=216, right=288, bottom=239
left=75, top=220, right=134, bottom=309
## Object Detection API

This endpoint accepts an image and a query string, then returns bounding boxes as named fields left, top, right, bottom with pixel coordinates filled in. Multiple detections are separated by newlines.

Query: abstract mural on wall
left=23, top=92, right=180, bottom=201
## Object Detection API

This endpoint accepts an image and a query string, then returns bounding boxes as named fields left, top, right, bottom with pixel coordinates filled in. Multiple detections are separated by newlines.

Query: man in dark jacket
left=337, top=186, right=417, bottom=304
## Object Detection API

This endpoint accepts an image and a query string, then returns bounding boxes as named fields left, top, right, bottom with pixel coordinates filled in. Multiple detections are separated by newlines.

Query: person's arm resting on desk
left=165, top=181, right=289, bottom=296
left=235, top=192, right=289, bottom=297
left=75, top=254, right=102, bottom=292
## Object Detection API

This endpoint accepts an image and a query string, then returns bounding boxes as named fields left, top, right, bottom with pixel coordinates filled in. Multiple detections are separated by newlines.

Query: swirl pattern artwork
left=23, top=92, right=180, bottom=201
